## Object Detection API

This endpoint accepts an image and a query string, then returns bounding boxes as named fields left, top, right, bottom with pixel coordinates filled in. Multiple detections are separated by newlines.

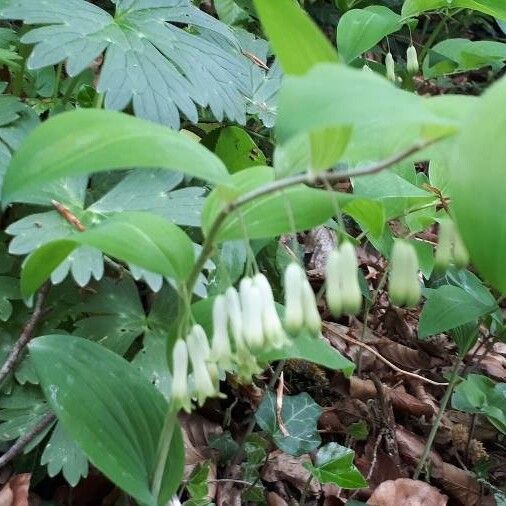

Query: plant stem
left=53, top=63, right=63, bottom=99
left=185, top=139, right=439, bottom=296
left=299, top=475, right=313, bottom=506
left=413, top=358, right=461, bottom=479
left=94, top=92, right=104, bottom=109
left=10, top=26, right=31, bottom=97
left=419, top=17, right=446, bottom=62
left=151, top=405, right=178, bottom=501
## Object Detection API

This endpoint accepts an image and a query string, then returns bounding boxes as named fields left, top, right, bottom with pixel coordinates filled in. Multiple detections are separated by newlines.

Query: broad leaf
left=452, top=374, right=506, bottom=434
left=305, top=443, right=367, bottom=489
left=424, top=39, right=506, bottom=78
left=0, top=0, right=249, bottom=128
left=202, top=166, right=354, bottom=241
left=276, top=63, right=458, bottom=147
left=21, top=212, right=195, bottom=296
left=41, top=421, right=89, bottom=487
left=401, top=0, right=506, bottom=20
left=419, top=285, right=496, bottom=338
left=259, top=332, right=355, bottom=378
left=2, top=109, right=230, bottom=205
left=255, top=392, right=322, bottom=456
left=337, top=6, right=404, bottom=63
left=29, top=334, right=185, bottom=506
left=449, top=74, right=506, bottom=293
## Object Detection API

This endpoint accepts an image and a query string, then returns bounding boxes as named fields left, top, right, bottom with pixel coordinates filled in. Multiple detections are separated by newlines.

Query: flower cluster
left=171, top=273, right=289, bottom=412
left=435, top=218, right=469, bottom=270
left=325, top=242, right=362, bottom=318
left=389, top=239, right=421, bottom=307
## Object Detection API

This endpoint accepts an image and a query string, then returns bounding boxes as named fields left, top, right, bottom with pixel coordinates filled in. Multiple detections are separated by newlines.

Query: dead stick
left=0, top=283, right=50, bottom=385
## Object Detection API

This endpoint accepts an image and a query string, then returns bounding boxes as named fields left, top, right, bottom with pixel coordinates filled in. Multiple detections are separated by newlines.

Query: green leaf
left=276, top=63, right=458, bottom=151
left=0, top=276, right=21, bottom=321
left=252, top=0, right=337, bottom=76
left=29, top=334, right=185, bottom=506
left=21, top=212, right=195, bottom=297
left=255, top=392, right=322, bottom=456
left=2, top=109, right=230, bottom=205
left=337, top=6, right=403, bottom=64
left=0, top=0, right=248, bottom=128
left=204, top=126, right=266, bottom=174
left=214, top=0, right=249, bottom=25
left=41, top=421, right=89, bottom=487
left=419, top=285, right=496, bottom=338
left=74, top=278, right=146, bottom=355
left=452, top=374, right=506, bottom=434
left=259, top=332, right=355, bottom=378
left=401, top=0, right=506, bottom=20
left=423, top=39, right=506, bottom=78
left=344, top=199, right=385, bottom=239
left=306, top=442, right=367, bottom=489
left=202, top=166, right=354, bottom=241
left=449, top=73, right=506, bottom=294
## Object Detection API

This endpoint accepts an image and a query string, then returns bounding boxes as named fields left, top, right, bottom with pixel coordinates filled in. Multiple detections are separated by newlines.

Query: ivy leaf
left=255, top=392, right=322, bottom=456
left=0, top=0, right=248, bottom=128
left=74, top=277, right=147, bottom=355
left=41, top=421, right=89, bottom=487
left=305, top=442, right=367, bottom=489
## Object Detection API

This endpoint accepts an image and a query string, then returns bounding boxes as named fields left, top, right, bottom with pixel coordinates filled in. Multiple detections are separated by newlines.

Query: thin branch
left=0, top=282, right=51, bottom=385
left=0, top=412, right=56, bottom=468
left=323, top=322, right=449, bottom=386
left=186, top=138, right=438, bottom=294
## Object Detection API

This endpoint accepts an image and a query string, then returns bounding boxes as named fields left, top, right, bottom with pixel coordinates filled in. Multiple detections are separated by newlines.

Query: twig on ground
left=0, top=282, right=51, bottom=385
left=276, top=371, right=289, bottom=436
left=323, top=322, right=449, bottom=386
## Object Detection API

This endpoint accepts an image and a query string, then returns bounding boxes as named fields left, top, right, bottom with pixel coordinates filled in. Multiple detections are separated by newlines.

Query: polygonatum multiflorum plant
left=0, top=0, right=505, bottom=504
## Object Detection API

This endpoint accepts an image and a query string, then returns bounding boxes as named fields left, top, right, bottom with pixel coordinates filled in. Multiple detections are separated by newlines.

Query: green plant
left=0, top=0, right=504, bottom=504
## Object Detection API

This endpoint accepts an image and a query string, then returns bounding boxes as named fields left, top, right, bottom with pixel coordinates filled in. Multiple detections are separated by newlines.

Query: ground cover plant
left=0, top=0, right=504, bottom=504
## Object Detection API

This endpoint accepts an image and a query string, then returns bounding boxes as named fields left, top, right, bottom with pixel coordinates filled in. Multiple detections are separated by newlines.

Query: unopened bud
left=385, top=52, right=396, bottom=82
left=406, top=45, right=419, bottom=74
left=253, top=273, right=287, bottom=349
left=338, top=242, right=362, bottom=315
left=240, top=278, right=265, bottom=349
left=302, top=278, right=321, bottom=335
left=225, top=287, right=244, bottom=350
left=389, top=240, right=421, bottom=307
left=284, top=263, right=305, bottom=334
left=171, top=339, right=191, bottom=413
left=435, top=218, right=454, bottom=271
left=452, top=229, right=469, bottom=269
left=325, top=249, right=343, bottom=317
left=211, top=295, right=232, bottom=368
left=186, top=326, right=216, bottom=406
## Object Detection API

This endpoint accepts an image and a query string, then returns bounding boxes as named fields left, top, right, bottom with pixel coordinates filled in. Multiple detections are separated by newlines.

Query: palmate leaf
left=6, top=169, right=205, bottom=287
left=0, top=0, right=248, bottom=128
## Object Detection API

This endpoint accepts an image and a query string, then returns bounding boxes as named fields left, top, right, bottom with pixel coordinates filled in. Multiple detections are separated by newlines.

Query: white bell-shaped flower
left=171, top=339, right=191, bottom=413
left=284, top=263, right=305, bottom=334
left=325, top=249, right=343, bottom=317
left=338, top=242, right=362, bottom=315
left=225, top=286, right=245, bottom=352
left=211, top=295, right=232, bottom=368
left=239, top=278, right=265, bottom=350
left=301, top=277, right=321, bottom=334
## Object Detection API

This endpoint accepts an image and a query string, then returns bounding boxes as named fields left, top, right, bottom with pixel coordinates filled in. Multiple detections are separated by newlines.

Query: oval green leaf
left=2, top=109, right=230, bottom=205
left=29, top=335, right=184, bottom=506
left=21, top=212, right=194, bottom=296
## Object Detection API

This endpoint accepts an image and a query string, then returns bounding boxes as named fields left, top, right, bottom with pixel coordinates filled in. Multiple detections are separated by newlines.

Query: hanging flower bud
left=389, top=240, right=421, bottom=307
left=338, top=242, right=362, bottom=315
left=302, top=277, right=321, bottom=335
left=325, top=249, right=343, bottom=318
left=225, top=287, right=244, bottom=350
left=211, top=295, right=232, bottom=368
left=452, top=229, right=469, bottom=269
left=239, top=278, right=265, bottom=350
left=186, top=325, right=216, bottom=406
left=406, top=45, right=419, bottom=74
left=385, top=52, right=396, bottom=82
left=253, top=273, right=287, bottom=349
left=435, top=218, right=454, bottom=271
left=171, top=339, right=191, bottom=413
left=284, top=263, right=305, bottom=334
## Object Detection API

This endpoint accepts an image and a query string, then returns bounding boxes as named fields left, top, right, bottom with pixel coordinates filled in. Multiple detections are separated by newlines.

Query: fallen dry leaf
left=0, top=474, right=30, bottom=506
left=266, top=491, right=289, bottom=506
left=306, top=226, right=337, bottom=278
left=262, top=451, right=319, bottom=495
left=367, top=478, right=447, bottom=505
